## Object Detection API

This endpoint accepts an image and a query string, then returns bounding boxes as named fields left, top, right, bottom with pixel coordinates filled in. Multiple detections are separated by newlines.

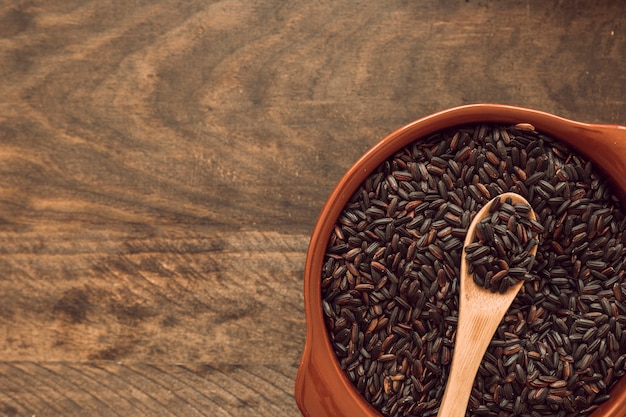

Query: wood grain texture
left=0, top=229, right=307, bottom=363
left=0, top=362, right=298, bottom=417
left=0, top=0, right=624, bottom=415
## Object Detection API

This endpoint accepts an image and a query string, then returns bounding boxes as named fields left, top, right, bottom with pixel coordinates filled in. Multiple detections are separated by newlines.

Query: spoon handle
left=436, top=282, right=521, bottom=417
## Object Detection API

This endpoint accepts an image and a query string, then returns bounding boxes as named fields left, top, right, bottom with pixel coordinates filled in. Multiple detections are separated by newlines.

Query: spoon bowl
left=436, top=192, right=538, bottom=417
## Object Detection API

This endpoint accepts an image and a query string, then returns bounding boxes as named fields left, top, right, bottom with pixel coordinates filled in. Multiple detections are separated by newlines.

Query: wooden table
left=0, top=1, right=624, bottom=415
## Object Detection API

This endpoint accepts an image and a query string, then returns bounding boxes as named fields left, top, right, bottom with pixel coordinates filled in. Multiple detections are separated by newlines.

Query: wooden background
left=0, top=1, right=624, bottom=416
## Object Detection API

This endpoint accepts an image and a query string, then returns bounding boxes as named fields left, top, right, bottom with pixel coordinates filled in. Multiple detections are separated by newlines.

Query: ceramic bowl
left=295, top=104, right=626, bottom=417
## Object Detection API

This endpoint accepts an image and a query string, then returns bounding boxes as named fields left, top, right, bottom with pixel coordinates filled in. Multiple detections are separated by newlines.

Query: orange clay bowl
left=295, top=104, right=626, bottom=417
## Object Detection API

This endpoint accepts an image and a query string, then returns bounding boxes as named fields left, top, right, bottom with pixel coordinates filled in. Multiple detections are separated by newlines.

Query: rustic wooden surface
left=0, top=1, right=624, bottom=416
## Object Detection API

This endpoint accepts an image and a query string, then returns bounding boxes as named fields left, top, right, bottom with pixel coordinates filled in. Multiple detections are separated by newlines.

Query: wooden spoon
left=436, top=192, right=538, bottom=417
